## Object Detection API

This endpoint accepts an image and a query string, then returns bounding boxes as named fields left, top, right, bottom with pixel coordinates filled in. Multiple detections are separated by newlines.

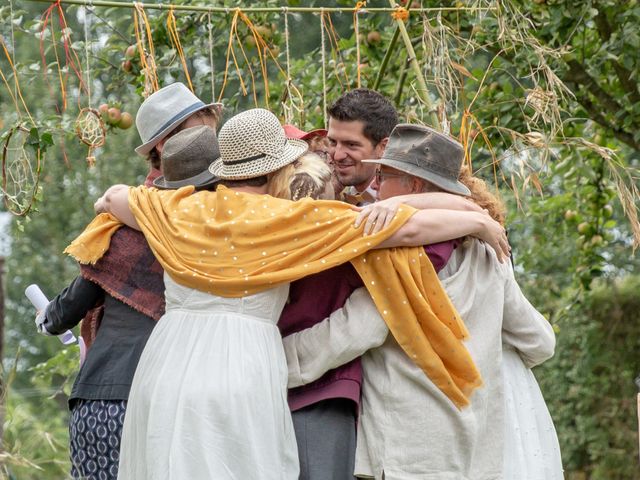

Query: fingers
left=465, top=200, right=483, bottom=213
left=363, top=208, right=396, bottom=235
left=354, top=207, right=371, bottom=228
left=354, top=201, right=400, bottom=235
left=94, top=197, right=106, bottom=214
left=494, top=228, right=510, bottom=263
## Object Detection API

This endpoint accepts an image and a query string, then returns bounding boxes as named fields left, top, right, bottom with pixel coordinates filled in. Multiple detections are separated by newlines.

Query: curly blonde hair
left=268, top=152, right=332, bottom=201
left=458, top=166, right=506, bottom=226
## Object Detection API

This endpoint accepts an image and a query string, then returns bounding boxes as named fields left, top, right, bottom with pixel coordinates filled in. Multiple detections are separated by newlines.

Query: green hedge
left=537, top=275, right=640, bottom=479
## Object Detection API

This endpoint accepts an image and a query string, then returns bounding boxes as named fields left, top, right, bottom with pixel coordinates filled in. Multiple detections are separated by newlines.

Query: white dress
left=503, top=347, right=563, bottom=480
left=118, top=275, right=299, bottom=480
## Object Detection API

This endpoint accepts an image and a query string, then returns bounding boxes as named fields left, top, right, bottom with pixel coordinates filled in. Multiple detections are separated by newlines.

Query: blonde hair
left=458, top=166, right=506, bottom=226
left=268, top=152, right=332, bottom=201
left=307, top=135, right=330, bottom=153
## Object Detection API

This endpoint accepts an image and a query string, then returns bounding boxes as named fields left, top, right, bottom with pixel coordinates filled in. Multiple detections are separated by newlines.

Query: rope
left=284, top=8, right=291, bottom=87
left=133, top=2, right=158, bottom=95
left=320, top=9, right=327, bottom=127
left=0, top=37, right=35, bottom=125
left=207, top=12, right=215, bottom=101
left=8, top=0, right=17, bottom=101
left=353, top=1, right=366, bottom=88
left=36, top=0, right=87, bottom=112
left=167, top=6, right=194, bottom=91
left=82, top=4, right=92, bottom=106
left=218, top=7, right=303, bottom=113
left=282, top=7, right=295, bottom=124
left=40, top=2, right=67, bottom=111
left=26, top=1, right=497, bottom=14
left=326, top=12, right=349, bottom=88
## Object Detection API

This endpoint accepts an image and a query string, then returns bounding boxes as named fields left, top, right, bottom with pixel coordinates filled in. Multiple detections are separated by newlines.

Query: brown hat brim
left=362, top=158, right=471, bottom=196
left=153, top=167, right=220, bottom=190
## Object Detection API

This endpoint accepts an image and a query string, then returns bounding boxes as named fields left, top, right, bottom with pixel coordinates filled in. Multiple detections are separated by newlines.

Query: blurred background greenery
left=1, top=0, right=639, bottom=478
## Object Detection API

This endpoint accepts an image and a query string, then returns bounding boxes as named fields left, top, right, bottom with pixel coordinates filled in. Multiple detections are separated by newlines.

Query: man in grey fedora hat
left=283, top=123, right=557, bottom=479
left=135, top=82, right=222, bottom=187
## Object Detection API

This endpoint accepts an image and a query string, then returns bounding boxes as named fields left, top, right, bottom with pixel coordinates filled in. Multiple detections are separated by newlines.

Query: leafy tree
left=1, top=1, right=639, bottom=477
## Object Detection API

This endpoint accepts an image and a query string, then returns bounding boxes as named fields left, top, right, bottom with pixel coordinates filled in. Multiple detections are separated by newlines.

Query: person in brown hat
left=90, top=110, right=510, bottom=480
left=283, top=123, right=562, bottom=479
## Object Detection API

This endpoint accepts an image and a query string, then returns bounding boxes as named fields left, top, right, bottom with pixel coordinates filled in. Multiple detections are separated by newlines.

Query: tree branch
left=575, top=93, right=640, bottom=150
left=593, top=9, right=640, bottom=105
left=565, top=59, right=629, bottom=116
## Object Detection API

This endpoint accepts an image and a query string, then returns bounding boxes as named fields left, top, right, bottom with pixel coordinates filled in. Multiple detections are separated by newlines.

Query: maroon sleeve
left=423, top=240, right=458, bottom=272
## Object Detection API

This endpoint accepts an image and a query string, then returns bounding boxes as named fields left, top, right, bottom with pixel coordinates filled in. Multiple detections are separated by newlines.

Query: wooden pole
left=26, top=0, right=495, bottom=14
left=387, top=0, right=440, bottom=130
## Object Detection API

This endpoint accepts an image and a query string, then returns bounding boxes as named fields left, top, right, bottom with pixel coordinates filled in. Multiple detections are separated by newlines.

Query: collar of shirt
left=341, top=182, right=377, bottom=206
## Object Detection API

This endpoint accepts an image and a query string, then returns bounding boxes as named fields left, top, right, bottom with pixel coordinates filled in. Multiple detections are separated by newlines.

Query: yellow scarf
left=65, top=185, right=482, bottom=407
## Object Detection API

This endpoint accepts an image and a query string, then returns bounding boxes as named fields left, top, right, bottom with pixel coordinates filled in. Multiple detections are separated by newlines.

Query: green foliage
left=537, top=275, right=640, bottom=480
left=1, top=1, right=639, bottom=478
left=1, top=352, right=72, bottom=479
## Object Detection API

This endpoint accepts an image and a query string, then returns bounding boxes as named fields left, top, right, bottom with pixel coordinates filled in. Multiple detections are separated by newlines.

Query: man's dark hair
left=328, top=88, right=398, bottom=145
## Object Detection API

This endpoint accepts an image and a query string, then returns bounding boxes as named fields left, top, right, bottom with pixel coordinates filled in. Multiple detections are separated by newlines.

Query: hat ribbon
left=147, top=101, right=206, bottom=142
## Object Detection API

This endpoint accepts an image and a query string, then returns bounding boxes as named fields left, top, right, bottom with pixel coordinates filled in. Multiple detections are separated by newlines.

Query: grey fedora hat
left=363, top=123, right=471, bottom=196
left=153, top=126, right=220, bottom=190
left=135, top=82, right=223, bottom=156
left=209, top=108, right=308, bottom=180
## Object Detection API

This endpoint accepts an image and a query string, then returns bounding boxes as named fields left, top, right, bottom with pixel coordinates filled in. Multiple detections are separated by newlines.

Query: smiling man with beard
left=327, top=89, right=398, bottom=205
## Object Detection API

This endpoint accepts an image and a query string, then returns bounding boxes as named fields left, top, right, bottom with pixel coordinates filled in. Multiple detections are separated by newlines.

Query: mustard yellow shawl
left=65, top=185, right=482, bottom=407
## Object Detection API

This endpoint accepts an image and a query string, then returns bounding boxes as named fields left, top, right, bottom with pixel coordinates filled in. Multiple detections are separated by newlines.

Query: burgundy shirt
left=278, top=241, right=457, bottom=412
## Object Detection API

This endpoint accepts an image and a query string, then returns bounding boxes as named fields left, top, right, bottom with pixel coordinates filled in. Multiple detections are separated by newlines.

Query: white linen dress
left=502, top=347, right=564, bottom=479
left=117, top=274, right=298, bottom=480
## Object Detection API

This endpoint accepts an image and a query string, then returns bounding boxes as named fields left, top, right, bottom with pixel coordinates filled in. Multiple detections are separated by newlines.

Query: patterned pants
left=69, top=399, right=127, bottom=480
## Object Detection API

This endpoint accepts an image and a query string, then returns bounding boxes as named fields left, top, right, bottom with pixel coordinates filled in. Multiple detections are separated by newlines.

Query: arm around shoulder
left=94, top=184, right=140, bottom=230
left=283, top=287, right=389, bottom=388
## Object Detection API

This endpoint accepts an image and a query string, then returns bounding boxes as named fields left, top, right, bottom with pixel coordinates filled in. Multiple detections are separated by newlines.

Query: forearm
left=502, top=271, right=556, bottom=368
left=44, top=276, right=103, bottom=334
left=377, top=209, right=488, bottom=248
left=95, top=185, right=140, bottom=230
left=392, top=192, right=481, bottom=212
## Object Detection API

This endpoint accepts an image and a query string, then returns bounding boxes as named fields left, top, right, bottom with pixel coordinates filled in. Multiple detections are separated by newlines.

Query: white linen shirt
left=284, top=239, right=556, bottom=480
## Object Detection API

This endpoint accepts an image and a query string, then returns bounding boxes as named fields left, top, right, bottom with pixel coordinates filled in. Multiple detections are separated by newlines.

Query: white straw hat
left=135, top=82, right=222, bottom=156
left=209, top=109, right=308, bottom=180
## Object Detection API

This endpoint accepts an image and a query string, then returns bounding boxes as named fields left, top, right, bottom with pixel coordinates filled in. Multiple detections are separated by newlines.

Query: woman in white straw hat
left=72, top=108, right=510, bottom=479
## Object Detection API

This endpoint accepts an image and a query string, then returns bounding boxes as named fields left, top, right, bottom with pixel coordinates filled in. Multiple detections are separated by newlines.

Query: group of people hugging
left=35, top=82, right=563, bottom=479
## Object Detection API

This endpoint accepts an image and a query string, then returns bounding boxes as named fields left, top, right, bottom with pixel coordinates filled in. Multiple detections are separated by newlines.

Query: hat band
left=223, top=153, right=266, bottom=166
left=222, top=139, right=288, bottom=166
left=146, top=101, right=206, bottom=142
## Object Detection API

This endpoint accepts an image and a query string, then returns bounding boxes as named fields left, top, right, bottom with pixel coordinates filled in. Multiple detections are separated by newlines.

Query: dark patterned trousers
left=69, top=399, right=127, bottom=480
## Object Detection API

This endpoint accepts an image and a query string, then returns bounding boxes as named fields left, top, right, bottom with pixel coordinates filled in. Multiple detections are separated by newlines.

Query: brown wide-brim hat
left=153, top=125, right=220, bottom=190
left=363, top=123, right=471, bottom=196
left=209, top=109, right=309, bottom=180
